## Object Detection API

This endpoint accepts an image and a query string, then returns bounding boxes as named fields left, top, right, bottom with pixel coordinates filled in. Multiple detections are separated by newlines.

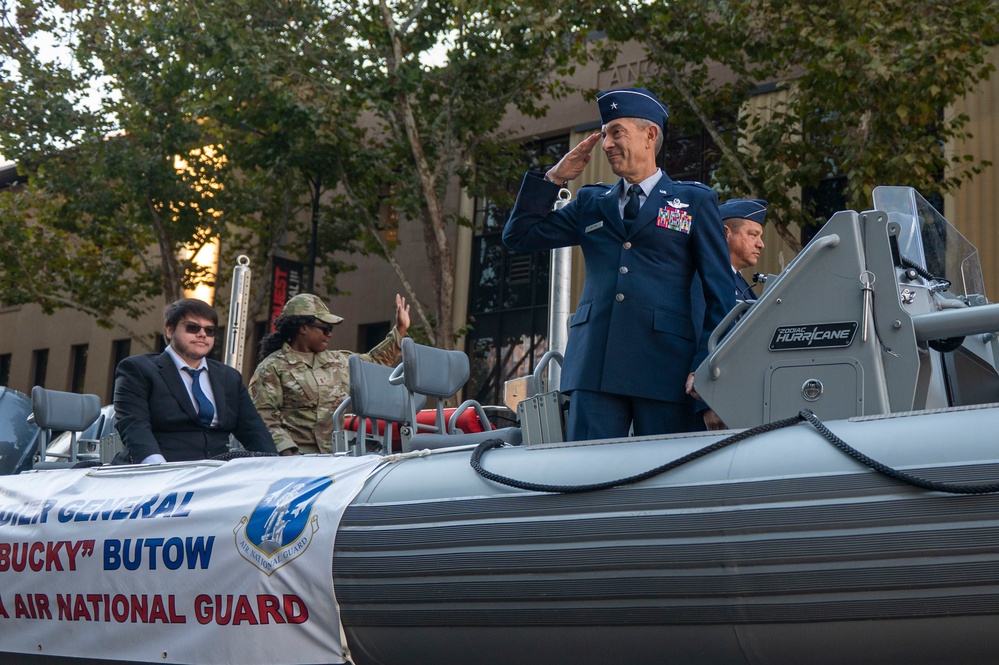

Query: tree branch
left=660, top=62, right=800, bottom=251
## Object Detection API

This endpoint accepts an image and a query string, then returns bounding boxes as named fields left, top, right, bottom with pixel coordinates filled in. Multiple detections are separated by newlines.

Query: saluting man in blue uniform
left=503, top=87, right=734, bottom=441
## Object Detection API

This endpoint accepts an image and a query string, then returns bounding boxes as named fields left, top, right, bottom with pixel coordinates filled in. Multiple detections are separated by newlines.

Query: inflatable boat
left=3, top=186, right=999, bottom=665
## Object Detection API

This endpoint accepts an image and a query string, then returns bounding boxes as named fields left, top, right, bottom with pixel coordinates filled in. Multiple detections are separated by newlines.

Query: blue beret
left=597, top=87, right=669, bottom=129
left=718, top=198, right=768, bottom=225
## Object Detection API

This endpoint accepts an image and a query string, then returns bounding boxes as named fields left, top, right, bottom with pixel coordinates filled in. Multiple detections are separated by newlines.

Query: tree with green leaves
left=0, top=1, right=257, bottom=344
left=623, top=0, right=999, bottom=250
left=1, top=0, right=614, bottom=351
left=296, top=0, right=615, bottom=347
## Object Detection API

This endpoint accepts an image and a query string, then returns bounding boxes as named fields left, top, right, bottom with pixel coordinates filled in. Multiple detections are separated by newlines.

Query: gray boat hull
left=336, top=405, right=999, bottom=665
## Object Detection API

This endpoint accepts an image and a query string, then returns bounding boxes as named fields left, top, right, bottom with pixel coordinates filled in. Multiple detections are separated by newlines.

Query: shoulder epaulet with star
left=674, top=180, right=714, bottom=192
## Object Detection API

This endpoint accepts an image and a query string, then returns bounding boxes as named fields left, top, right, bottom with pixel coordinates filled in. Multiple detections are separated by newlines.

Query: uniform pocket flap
left=570, top=301, right=592, bottom=327
left=653, top=307, right=694, bottom=340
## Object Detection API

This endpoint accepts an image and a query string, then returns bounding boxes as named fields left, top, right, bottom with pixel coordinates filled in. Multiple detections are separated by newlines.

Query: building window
left=358, top=321, right=391, bottom=353
left=662, top=128, right=723, bottom=184
left=0, top=354, right=10, bottom=386
left=108, top=339, right=131, bottom=402
left=70, top=344, right=88, bottom=393
left=801, top=176, right=848, bottom=246
left=32, top=349, right=48, bottom=388
left=465, top=135, right=567, bottom=405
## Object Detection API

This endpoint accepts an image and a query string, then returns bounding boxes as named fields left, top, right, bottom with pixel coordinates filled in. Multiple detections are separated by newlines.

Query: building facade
left=2, top=44, right=998, bottom=406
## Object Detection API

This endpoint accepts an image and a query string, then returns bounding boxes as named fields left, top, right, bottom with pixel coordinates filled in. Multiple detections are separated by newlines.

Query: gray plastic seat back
left=31, top=386, right=102, bottom=465
left=401, top=337, right=469, bottom=399
left=398, top=338, right=522, bottom=452
left=341, top=355, right=427, bottom=455
left=31, top=386, right=101, bottom=433
left=349, top=355, right=425, bottom=422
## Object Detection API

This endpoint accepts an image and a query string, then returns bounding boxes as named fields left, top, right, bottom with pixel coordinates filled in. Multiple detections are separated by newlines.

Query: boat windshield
left=872, top=186, right=984, bottom=298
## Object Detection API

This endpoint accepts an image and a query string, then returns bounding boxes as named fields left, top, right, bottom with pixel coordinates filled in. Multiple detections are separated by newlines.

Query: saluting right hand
left=547, top=132, right=601, bottom=185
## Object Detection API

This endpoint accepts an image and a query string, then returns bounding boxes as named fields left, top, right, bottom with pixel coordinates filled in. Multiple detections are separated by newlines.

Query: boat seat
left=342, top=406, right=491, bottom=452
left=333, top=356, right=426, bottom=456
left=30, top=386, right=103, bottom=466
left=392, top=338, right=521, bottom=452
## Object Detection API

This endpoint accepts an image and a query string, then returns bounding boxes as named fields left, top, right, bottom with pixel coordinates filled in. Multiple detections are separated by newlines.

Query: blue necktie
left=623, top=184, right=642, bottom=232
left=183, top=367, right=215, bottom=427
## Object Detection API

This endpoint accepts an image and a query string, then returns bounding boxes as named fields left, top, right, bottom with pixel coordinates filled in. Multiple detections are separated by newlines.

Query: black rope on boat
left=799, top=409, right=999, bottom=494
left=210, top=450, right=279, bottom=461
left=470, top=409, right=999, bottom=495
left=469, top=414, right=806, bottom=494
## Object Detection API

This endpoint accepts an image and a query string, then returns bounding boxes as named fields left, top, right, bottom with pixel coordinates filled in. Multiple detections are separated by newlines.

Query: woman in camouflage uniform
left=248, top=293, right=410, bottom=455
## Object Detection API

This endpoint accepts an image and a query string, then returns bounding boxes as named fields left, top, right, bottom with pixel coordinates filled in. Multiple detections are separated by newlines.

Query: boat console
left=695, top=186, right=999, bottom=427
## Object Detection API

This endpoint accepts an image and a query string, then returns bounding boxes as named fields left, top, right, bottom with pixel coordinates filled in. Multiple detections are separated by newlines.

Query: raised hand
left=395, top=293, right=411, bottom=335
left=546, top=132, right=601, bottom=185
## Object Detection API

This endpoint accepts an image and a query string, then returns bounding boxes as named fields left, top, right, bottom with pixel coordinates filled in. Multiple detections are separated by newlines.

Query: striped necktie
left=182, top=367, right=215, bottom=427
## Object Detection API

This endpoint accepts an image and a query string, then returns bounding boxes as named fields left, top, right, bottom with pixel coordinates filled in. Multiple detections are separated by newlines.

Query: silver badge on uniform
left=585, top=221, right=604, bottom=233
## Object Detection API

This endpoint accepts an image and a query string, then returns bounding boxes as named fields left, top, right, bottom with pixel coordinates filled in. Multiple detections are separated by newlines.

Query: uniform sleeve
left=112, top=357, right=162, bottom=463
left=360, top=328, right=403, bottom=367
left=689, top=187, right=735, bottom=372
left=248, top=361, right=298, bottom=454
left=502, top=172, right=582, bottom=252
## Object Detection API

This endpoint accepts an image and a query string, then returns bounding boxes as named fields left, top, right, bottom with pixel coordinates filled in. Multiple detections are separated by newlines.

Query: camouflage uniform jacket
left=248, top=329, right=403, bottom=454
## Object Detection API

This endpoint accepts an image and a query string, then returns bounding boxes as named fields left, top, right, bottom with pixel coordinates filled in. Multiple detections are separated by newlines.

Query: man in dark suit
left=114, top=298, right=277, bottom=463
left=503, top=87, right=733, bottom=441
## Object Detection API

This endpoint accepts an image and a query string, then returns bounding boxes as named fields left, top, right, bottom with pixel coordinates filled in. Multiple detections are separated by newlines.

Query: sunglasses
left=305, top=322, right=334, bottom=335
left=180, top=322, right=217, bottom=337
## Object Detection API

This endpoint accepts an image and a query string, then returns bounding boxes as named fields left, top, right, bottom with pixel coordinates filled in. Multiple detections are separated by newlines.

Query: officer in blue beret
left=503, top=87, right=734, bottom=441
left=718, top=198, right=767, bottom=301
left=691, top=197, right=768, bottom=430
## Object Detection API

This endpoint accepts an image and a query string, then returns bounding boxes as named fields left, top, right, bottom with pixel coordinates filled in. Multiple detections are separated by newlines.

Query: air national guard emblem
left=234, top=476, right=334, bottom=575
left=657, top=201, right=693, bottom=234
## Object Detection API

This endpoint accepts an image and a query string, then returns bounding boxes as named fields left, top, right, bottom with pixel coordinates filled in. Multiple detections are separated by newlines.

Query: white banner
left=0, top=455, right=382, bottom=664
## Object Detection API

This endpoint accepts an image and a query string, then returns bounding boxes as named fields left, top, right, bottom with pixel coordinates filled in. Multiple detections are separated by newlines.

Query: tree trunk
left=379, top=0, right=456, bottom=350
left=148, top=200, right=183, bottom=304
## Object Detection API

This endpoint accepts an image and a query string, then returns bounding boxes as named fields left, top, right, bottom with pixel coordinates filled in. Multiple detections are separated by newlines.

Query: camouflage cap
left=282, top=294, right=344, bottom=325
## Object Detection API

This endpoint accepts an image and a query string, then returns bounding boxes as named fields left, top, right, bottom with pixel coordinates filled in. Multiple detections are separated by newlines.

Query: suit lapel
left=598, top=181, right=626, bottom=237
left=157, top=352, right=199, bottom=422
left=736, top=271, right=757, bottom=301
left=206, top=360, right=227, bottom=428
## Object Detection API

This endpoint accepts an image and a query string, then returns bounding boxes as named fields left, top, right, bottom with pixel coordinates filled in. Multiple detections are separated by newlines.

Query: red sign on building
left=269, top=257, right=305, bottom=331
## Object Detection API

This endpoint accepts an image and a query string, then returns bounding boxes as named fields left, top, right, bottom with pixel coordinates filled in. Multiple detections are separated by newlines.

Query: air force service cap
left=718, top=198, right=768, bottom=225
left=597, top=87, right=669, bottom=130
left=282, top=293, right=344, bottom=325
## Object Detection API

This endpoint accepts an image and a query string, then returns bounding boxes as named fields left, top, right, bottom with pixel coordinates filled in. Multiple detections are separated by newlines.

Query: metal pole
left=224, top=255, right=251, bottom=371
left=546, top=188, right=573, bottom=390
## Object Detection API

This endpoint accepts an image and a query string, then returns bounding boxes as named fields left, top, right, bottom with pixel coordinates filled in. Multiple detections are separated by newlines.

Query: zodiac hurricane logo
left=234, top=476, right=334, bottom=575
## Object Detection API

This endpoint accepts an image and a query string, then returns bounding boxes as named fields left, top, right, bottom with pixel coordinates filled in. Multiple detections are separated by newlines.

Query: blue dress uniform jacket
left=690, top=269, right=757, bottom=427
left=690, top=267, right=759, bottom=341
left=735, top=270, right=757, bottom=302
left=503, top=171, right=734, bottom=404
